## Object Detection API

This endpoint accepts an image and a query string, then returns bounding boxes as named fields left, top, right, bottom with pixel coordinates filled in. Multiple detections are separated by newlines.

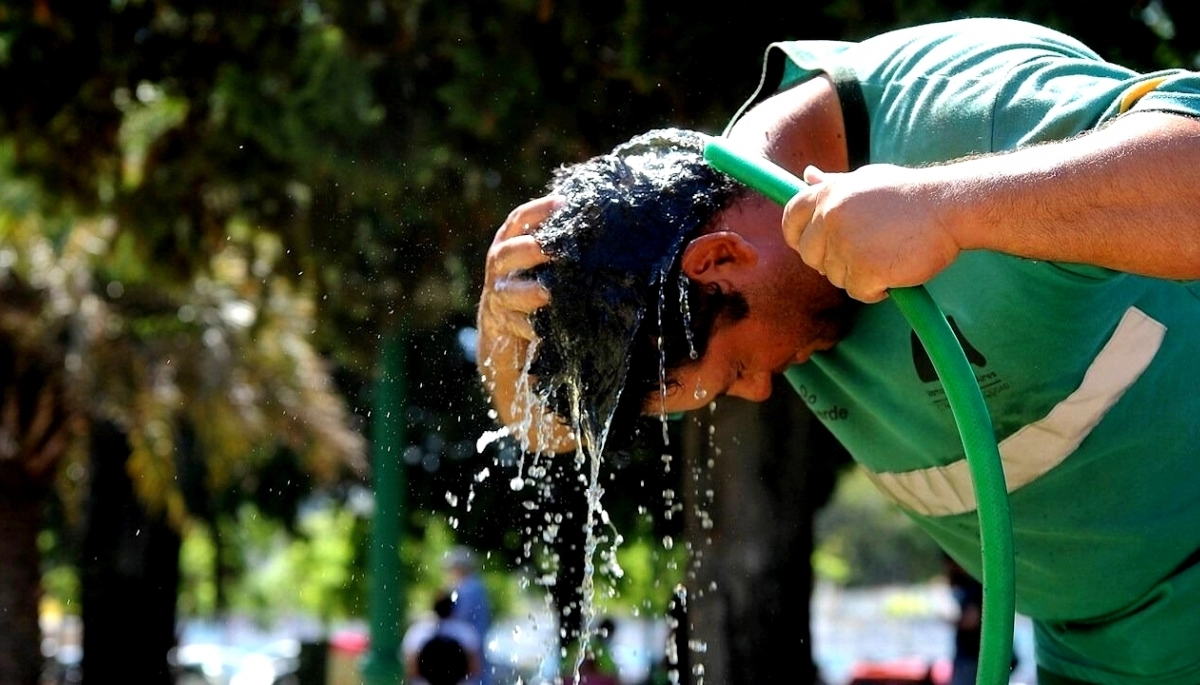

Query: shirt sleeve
left=1121, top=71, right=1200, bottom=119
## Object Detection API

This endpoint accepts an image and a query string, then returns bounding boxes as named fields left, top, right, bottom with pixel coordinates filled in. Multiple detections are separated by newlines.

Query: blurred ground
left=39, top=581, right=1037, bottom=684
left=812, top=581, right=1037, bottom=685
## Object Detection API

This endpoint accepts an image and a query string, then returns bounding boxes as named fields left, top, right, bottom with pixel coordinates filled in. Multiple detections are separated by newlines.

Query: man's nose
left=729, top=372, right=773, bottom=402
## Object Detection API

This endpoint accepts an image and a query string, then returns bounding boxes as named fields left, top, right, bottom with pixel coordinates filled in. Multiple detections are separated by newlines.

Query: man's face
left=649, top=198, right=854, bottom=415
left=653, top=310, right=829, bottom=414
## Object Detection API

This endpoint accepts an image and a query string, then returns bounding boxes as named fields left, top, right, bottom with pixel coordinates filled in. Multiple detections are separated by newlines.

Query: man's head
left=527, top=128, right=750, bottom=451
left=443, top=545, right=478, bottom=580
left=433, top=592, right=456, bottom=619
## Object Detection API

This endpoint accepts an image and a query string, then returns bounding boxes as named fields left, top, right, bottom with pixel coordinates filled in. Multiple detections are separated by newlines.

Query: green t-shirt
left=729, top=17, right=1200, bottom=684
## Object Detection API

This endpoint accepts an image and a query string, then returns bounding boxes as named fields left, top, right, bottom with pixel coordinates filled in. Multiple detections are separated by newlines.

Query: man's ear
left=681, top=232, right=758, bottom=280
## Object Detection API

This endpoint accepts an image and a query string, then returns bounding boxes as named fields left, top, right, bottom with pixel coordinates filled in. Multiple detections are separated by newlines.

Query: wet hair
left=527, top=128, right=748, bottom=452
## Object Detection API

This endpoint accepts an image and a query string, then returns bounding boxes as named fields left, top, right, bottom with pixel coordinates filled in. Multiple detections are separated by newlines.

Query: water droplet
left=476, top=428, right=508, bottom=453
left=679, top=270, right=698, bottom=359
left=509, top=476, right=525, bottom=491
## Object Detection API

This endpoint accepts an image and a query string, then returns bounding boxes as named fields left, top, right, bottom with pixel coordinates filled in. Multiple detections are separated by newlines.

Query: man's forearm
left=942, top=111, right=1200, bottom=278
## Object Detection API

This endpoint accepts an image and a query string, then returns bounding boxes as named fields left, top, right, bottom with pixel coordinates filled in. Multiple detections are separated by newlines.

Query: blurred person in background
left=401, top=592, right=481, bottom=685
left=445, top=546, right=493, bottom=685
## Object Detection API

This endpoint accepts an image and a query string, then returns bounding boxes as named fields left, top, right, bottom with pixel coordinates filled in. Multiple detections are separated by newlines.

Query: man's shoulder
left=440, top=619, right=482, bottom=650
left=401, top=619, right=438, bottom=653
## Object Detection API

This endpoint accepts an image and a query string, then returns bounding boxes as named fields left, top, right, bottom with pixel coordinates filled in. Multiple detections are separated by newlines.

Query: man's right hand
left=478, top=196, right=558, bottom=344
left=476, top=195, right=574, bottom=453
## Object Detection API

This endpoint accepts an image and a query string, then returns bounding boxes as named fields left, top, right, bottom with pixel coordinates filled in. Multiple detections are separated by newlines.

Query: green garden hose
left=704, top=138, right=1016, bottom=685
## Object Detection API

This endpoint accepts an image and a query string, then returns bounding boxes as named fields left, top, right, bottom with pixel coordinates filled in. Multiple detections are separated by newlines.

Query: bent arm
left=785, top=111, right=1200, bottom=301
left=476, top=196, right=575, bottom=453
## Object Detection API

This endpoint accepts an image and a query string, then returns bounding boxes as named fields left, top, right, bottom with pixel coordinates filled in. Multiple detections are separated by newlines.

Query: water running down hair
left=526, top=128, right=747, bottom=452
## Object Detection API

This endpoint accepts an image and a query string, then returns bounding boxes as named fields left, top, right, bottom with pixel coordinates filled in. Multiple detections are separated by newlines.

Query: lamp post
left=360, top=329, right=406, bottom=684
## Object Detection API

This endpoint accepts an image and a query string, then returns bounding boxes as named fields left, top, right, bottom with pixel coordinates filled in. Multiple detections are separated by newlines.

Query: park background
left=0, top=1, right=1194, bottom=684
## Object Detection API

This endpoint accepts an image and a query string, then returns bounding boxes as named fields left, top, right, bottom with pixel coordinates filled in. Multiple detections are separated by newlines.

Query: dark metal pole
left=361, top=330, right=406, bottom=685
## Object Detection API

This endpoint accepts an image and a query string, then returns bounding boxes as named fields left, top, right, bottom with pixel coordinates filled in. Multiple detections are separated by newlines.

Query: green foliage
left=36, top=528, right=79, bottom=614
left=1, top=1, right=372, bottom=532
left=180, top=500, right=370, bottom=624
left=177, top=501, right=544, bottom=629
left=403, top=512, right=521, bottom=623
left=606, top=514, right=688, bottom=617
left=260, top=504, right=367, bottom=622
left=178, top=522, right=220, bottom=617
left=814, top=469, right=944, bottom=587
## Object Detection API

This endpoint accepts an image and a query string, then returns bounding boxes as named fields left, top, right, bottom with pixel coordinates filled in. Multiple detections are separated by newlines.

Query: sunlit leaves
left=116, top=82, right=189, bottom=190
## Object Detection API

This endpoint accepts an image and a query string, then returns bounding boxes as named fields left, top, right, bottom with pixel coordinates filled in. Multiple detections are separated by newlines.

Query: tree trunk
left=0, top=463, right=48, bottom=685
left=0, top=336, right=70, bottom=685
left=679, top=378, right=848, bottom=685
left=80, top=420, right=181, bottom=685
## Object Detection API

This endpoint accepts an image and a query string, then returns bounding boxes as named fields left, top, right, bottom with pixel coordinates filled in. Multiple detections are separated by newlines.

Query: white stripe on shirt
left=864, top=306, right=1166, bottom=517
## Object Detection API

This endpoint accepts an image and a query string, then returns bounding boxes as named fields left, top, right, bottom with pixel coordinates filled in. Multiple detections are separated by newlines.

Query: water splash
left=656, top=275, right=671, bottom=446
left=679, top=270, right=697, bottom=360
left=476, top=427, right=509, bottom=453
left=478, top=127, right=743, bottom=683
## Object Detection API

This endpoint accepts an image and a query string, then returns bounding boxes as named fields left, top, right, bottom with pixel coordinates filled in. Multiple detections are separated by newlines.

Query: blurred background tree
left=1, top=1, right=1195, bottom=684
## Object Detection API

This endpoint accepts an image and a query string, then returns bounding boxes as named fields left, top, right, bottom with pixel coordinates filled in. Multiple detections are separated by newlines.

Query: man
left=401, top=592, right=482, bottom=685
left=477, top=17, right=1200, bottom=684
left=444, top=546, right=493, bottom=685
left=945, top=554, right=986, bottom=685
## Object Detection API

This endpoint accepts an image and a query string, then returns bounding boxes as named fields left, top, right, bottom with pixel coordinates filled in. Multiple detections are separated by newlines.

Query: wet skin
left=649, top=76, right=856, bottom=415
left=655, top=196, right=855, bottom=414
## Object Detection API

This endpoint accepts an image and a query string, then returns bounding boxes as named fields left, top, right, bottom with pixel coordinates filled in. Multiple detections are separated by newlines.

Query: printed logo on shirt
left=911, top=317, right=987, bottom=381
left=793, top=382, right=850, bottom=421
left=910, top=317, right=1010, bottom=409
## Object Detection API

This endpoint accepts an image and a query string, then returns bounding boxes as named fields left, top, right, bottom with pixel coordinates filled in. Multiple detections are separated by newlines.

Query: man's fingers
left=492, top=275, right=549, bottom=313
left=487, top=196, right=559, bottom=281
left=803, top=165, right=828, bottom=185
left=480, top=196, right=563, bottom=345
left=496, top=195, right=564, bottom=241
left=782, top=196, right=813, bottom=252
left=481, top=275, right=548, bottom=342
left=787, top=167, right=842, bottom=271
left=838, top=264, right=890, bottom=303
left=783, top=184, right=828, bottom=273
left=794, top=215, right=827, bottom=274
left=823, top=258, right=846, bottom=288
left=487, top=281, right=544, bottom=340
left=489, top=234, right=550, bottom=278
left=844, top=277, right=889, bottom=303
